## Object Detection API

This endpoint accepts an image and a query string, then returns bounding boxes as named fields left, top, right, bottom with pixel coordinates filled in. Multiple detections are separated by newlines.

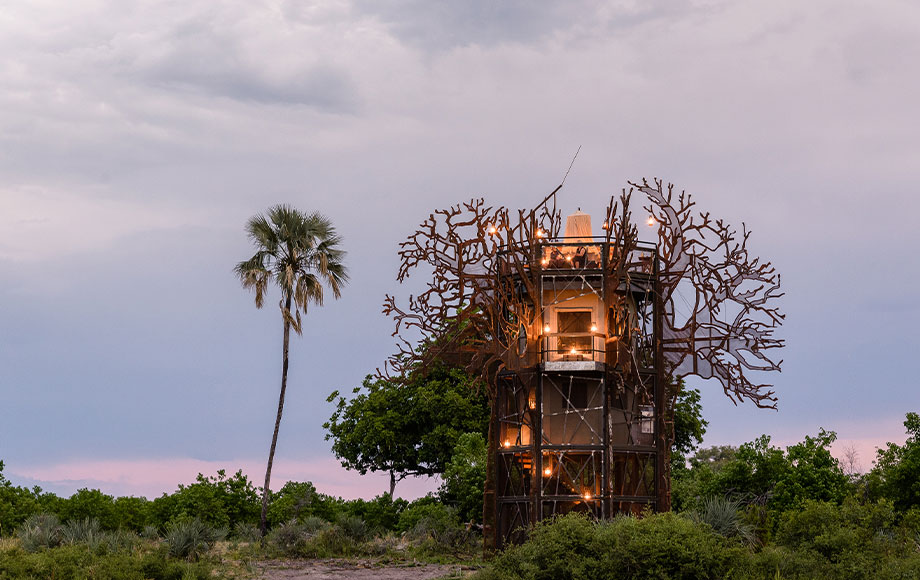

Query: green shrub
left=17, top=513, right=62, bottom=552
left=397, top=498, right=451, bottom=534
left=343, top=493, right=408, bottom=532
left=479, top=512, right=739, bottom=580
left=267, top=519, right=311, bottom=554
left=0, top=542, right=215, bottom=580
left=141, top=524, right=160, bottom=540
left=336, top=514, right=370, bottom=542
left=690, top=497, right=756, bottom=545
left=163, top=518, right=214, bottom=562
left=308, top=525, right=355, bottom=557
left=301, top=515, right=329, bottom=533
left=233, top=521, right=261, bottom=542
left=60, top=517, right=104, bottom=547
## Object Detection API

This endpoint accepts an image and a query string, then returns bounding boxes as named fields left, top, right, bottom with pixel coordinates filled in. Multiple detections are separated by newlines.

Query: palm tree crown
left=236, top=205, right=348, bottom=329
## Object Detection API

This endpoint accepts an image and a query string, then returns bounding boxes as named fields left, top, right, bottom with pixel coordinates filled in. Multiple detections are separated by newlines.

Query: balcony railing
left=540, top=331, right=605, bottom=363
left=497, top=237, right=657, bottom=276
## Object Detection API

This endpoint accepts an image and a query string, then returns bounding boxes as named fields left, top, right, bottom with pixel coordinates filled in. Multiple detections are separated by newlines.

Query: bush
left=343, top=493, right=408, bottom=532
left=479, top=512, right=739, bottom=580
left=690, top=497, right=756, bottom=545
left=336, top=514, right=370, bottom=542
left=163, top=518, right=214, bottom=562
left=396, top=497, right=450, bottom=534
left=233, top=521, right=261, bottom=542
left=267, top=519, right=311, bottom=554
left=60, top=517, right=104, bottom=548
left=17, top=513, right=62, bottom=552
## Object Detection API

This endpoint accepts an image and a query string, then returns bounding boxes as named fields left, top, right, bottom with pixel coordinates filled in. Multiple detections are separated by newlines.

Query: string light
left=646, top=215, right=656, bottom=227
left=544, top=323, right=551, bottom=333
left=590, top=323, right=598, bottom=333
left=543, top=467, right=552, bottom=477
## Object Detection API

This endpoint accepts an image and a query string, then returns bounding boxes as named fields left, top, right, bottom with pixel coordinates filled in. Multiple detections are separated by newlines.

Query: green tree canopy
left=868, top=412, right=920, bottom=512
left=324, top=365, right=489, bottom=496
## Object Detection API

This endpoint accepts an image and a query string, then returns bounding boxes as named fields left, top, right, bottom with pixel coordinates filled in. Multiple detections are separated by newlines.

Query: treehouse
left=492, top=210, right=666, bottom=546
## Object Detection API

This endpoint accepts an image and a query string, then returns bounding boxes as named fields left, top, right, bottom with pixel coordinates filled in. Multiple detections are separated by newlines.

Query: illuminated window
left=557, top=310, right=592, bottom=354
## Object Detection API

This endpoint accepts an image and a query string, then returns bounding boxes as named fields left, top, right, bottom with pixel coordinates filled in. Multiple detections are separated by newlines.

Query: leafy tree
left=671, top=385, right=708, bottom=458
left=325, top=365, right=489, bottom=496
left=58, top=488, right=118, bottom=530
left=673, top=430, right=849, bottom=521
left=150, top=470, right=259, bottom=531
left=236, top=205, right=348, bottom=535
left=438, top=432, right=487, bottom=524
left=111, top=496, right=151, bottom=532
left=0, top=461, right=42, bottom=536
left=868, top=412, right=920, bottom=512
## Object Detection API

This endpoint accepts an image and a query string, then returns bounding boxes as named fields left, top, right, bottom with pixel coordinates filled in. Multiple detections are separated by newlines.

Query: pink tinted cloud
left=14, top=457, right=439, bottom=500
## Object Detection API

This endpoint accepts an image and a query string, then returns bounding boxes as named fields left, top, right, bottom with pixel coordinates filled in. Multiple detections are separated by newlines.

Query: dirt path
left=253, top=559, right=470, bottom=579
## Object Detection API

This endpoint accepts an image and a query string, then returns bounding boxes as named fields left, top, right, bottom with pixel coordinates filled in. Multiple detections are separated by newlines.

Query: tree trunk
left=389, top=470, right=396, bottom=498
left=260, top=294, right=292, bottom=537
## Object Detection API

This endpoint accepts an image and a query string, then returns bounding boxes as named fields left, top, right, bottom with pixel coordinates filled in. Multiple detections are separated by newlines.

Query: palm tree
left=235, top=205, right=348, bottom=536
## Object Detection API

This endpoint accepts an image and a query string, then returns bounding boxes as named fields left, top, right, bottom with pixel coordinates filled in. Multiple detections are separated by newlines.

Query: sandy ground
left=253, top=559, right=471, bottom=579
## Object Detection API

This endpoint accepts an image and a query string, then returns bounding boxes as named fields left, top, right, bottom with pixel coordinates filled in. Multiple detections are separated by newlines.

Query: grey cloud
left=351, top=0, right=593, bottom=49
left=350, top=0, right=701, bottom=50
left=110, top=15, right=360, bottom=111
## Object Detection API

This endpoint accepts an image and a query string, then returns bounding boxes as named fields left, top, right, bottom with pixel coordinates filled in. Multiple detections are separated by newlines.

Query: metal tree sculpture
left=383, top=179, right=783, bottom=408
left=635, top=178, right=784, bottom=408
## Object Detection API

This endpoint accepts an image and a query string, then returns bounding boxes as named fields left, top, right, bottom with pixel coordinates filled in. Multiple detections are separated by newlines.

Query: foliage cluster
left=325, top=366, right=489, bottom=491
left=476, top=505, right=920, bottom=580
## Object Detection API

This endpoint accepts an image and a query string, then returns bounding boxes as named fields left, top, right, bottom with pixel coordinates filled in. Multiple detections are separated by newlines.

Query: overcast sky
left=1, top=0, right=918, bottom=500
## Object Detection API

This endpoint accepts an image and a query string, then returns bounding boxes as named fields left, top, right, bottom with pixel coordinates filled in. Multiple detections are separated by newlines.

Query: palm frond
left=237, top=206, right=348, bottom=318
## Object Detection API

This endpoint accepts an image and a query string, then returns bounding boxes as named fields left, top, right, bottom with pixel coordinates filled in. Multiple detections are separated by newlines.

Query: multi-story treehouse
left=492, top=210, right=665, bottom=545
left=383, top=179, right=783, bottom=550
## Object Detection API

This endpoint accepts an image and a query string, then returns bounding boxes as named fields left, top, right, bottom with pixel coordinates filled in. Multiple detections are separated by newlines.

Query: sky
left=1, top=0, right=918, bottom=500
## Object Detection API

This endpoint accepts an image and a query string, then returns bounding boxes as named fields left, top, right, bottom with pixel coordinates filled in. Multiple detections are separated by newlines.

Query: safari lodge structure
left=384, top=181, right=784, bottom=550
left=492, top=210, right=666, bottom=546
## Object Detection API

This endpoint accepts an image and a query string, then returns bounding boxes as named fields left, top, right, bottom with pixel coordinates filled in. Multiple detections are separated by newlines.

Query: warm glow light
left=570, top=347, right=577, bottom=354
left=583, top=492, right=592, bottom=500
left=488, top=225, right=498, bottom=235
left=543, top=468, right=552, bottom=477
left=565, top=255, right=572, bottom=261
left=646, top=215, right=656, bottom=227
left=541, top=258, right=548, bottom=266
left=503, top=440, right=511, bottom=448
left=590, top=324, right=598, bottom=332
left=602, top=220, right=609, bottom=230
left=544, top=323, right=551, bottom=333
left=536, top=229, right=545, bottom=238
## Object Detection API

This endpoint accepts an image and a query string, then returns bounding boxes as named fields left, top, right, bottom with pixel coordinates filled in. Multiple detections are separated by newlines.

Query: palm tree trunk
left=260, top=294, right=292, bottom=537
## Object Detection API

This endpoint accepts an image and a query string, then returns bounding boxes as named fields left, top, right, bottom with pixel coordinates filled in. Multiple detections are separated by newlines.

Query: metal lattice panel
left=541, top=450, right=603, bottom=499
left=541, top=375, right=604, bottom=446
left=498, top=502, right=532, bottom=545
